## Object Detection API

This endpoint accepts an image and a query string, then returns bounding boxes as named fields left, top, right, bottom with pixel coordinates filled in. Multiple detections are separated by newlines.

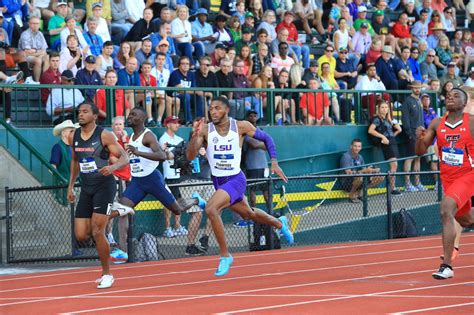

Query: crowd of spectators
left=0, top=0, right=473, bottom=127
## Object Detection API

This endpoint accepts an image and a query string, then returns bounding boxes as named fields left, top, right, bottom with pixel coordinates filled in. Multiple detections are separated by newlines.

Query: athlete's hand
left=271, top=160, right=288, bottom=183
left=99, top=165, right=115, bottom=176
left=192, top=117, right=205, bottom=138
left=126, top=144, right=138, bottom=155
left=416, top=126, right=426, bottom=139
left=67, top=188, right=75, bottom=203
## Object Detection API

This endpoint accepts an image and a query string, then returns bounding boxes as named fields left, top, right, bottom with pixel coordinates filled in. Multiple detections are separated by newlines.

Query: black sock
left=18, top=62, right=31, bottom=78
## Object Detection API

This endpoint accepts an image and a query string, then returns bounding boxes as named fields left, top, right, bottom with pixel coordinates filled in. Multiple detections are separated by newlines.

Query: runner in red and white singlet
left=416, top=88, right=474, bottom=280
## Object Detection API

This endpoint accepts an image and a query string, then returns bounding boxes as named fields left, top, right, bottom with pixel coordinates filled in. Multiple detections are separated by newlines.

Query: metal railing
left=0, top=119, right=67, bottom=186
left=0, top=83, right=442, bottom=126
left=2, top=171, right=442, bottom=264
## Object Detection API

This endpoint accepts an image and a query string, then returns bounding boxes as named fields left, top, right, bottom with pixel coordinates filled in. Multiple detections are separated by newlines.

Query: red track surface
left=1, top=234, right=473, bottom=314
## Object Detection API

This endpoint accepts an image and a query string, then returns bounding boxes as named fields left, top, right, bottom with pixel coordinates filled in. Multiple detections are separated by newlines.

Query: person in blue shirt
left=135, top=38, right=156, bottom=67
left=75, top=55, right=103, bottom=101
left=167, top=56, right=196, bottom=125
left=408, top=46, right=423, bottom=82
left=191, top=8, right=216, bottom=56
left=83, top=17, right=104, bottom=57
left=117, top=57, right=141, bottom=107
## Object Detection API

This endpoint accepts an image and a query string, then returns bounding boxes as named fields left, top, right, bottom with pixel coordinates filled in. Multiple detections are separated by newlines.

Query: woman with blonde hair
left=368, top=100, right=402, bottom=195
left=251, top=64, right=274, bottom=118
left=170, top=5, right=197, bottom=66
left=251, top=43, right=271, bottom=79
left=435, top=35, right=452, bottom=69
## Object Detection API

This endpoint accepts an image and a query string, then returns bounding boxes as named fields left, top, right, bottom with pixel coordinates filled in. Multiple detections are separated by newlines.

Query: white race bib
left=441, top=147, right=464, bottom=166
left=130, top=158, right=144, bottom=174
left=79, top=157, right=98, bottom=173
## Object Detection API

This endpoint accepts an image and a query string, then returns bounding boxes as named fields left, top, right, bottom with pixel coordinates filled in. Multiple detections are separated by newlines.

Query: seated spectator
left=209, top=42, right=228, bottom=72
left=114, top=41, right=134, bottom=70
left=191, top=8, right=216, bottom=56
left=412, top=9, right=429, bottom=46
left=135, top=38, right=156, bottom=67
left=257, top=10, right=277, bottom=42
left=212, top=14, right=234, bottom=48
left=270, top=27, right=298, bottom=65
left=219, top=0, right=239, bottom=19
left=151, top=52, right=171, bottom=125
left=450, top=29, right=463, bottom=54
left=302, top=59, right=319, bottom=85
left=46, top=70, right=85, bottom=125
left=136, top=62, right=156, bottom=126
left=171, top=5, right=197, bottom=67
left=427, top=22, right=445, bottom=50
left=124, top=8, right=158, bottom=51
left=435, top=35, right=452, bottom=73
left=375, top=45, right=408, bottom=91
left=271, top=41, right=295, bottom=77
left=75, top=55, right=102, bottom=101
left=465, top=68, right=474, bottom=87
left=167, top=56, right=196, bottom=125
left=251, top=44, right=271, bottom=80
left=353, top=6, right=375, bottom=37
left=333, top=17, right=355, bottom=56
left=35, top=0, right=56, bottom=24
left=60, top=15, right=89, bottom=51
left=439, top=62, right=463, bottom=87
left=150, top=4, right=172, bottom=27
left=441, top=6, right=456, bottom=36
left=234, top=27, right=256, bottom=56
left=292, top=0, right=321, bottom=43
left=117, top=56, right=140, bottom=107
left=111, top=0, right=133, bottom=42
left=155, top=39, right=174, bottom=71
left=94, top=69, right=130, bottom=121
left=300, top=78, right=332, bottom=126
left=367, top=101, right=402, bottom=195
left=420, top=49, right=440, bottom=82
left=355, top=64, right=391, bottom=119
left=329, top=0, right=345, bottom=30
left=195, top=55, right=217, bottom=121
left=150, top=22, right=177, bottom=63
left=404, top=0, right=420, bottom=27
left=276, top=11, right=310, bottom=69
left=232, top=59, right=261, bottom=119
left=391, top=13, right=412, bottom=55
left=59, top=34, right=89, bottom=75
left=251, top=64, right=274, bottom=120
left=274, top=69, right=296, bottom=124
left=371, top=9, right=397, bottom=55
left=242, top=11, right=256, bottom=34
left=340, top=139, right=384, bottom=203
left=40, top=52, right=62, bottom=106
left=351, top=22, right=371, bottom=61
left=439, top=79, right=453, bottom=106
left=236, top=44, right=253, bottom=78
left=461, top=30, right=474, bottom=76
left=215, top=57, right=233, bottom=101
left=48, top=1, right=69, bottom=48
left=96, top=41, right=114, bottom=80
left=228, top=15, right=242, bottom=43
left=125, top=0, right=145, bottom=24
left=320, top=62, right=340, bottom=122
left=365, top=38, right=382, bottom=65
left=85, top=2, right=112, bottom=43
left=397, top=46, right=415, bottom=83
left=335, top=46, right=358, bottom=90
left=408, top=47, right=423, bottom=82
left=83, top=16, right=105, bottom=57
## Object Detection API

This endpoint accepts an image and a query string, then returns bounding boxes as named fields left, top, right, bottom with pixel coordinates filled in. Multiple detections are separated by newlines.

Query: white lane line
left=219, top=281, right=474, bottom=314
left=62, top=273, right=474, bottom=314
left=2, top=235, right=461, bottom=282
left=391, top=302, right=474, bottom=314
left=3, top=244, right=473, bottom=294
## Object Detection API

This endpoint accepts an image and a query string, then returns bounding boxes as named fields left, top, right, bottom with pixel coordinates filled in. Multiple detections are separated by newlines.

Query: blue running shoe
left=215, top=255, right=233, bottom=277
left=192, top=191, right=207, bottom=210
left=279, top=216, right=294, bottom=244
left=110, top=248, right=128, bottom=263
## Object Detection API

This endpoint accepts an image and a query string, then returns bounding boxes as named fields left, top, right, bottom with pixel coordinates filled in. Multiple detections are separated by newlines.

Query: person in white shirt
left=85, top=2, right=111, bottom=43
left=46, top=70, right=85, bottom=124
left=464, top=67, right=474, bottom=87
left=96, top=41, right=114, bottom=80
left=151, top=52, right=172, bottom=126
left=159, top=116, right=188, bottom=238
left=60, top=15, right=89, bottom=50
left=170, top=5, right=195, bottom=66
left=355, top=64, right=390, bottom=119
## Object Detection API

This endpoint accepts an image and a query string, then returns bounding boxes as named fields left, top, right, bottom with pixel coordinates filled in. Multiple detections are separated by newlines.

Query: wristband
left=253, top=128, right=277, bottom=160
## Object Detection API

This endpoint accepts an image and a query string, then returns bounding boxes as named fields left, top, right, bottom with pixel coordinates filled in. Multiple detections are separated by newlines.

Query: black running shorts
left=75, top=177, right=117, bottom=218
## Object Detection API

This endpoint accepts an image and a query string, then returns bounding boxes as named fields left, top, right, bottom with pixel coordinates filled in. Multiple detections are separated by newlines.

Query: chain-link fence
left=2, top=171, right=443, bottom=264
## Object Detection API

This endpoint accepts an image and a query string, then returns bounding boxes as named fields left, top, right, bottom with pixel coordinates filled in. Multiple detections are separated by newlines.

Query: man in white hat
left=50, top=120, right=79, bottom=181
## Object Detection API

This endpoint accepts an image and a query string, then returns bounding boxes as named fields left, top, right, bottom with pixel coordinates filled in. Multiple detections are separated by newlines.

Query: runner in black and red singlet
left=416, top=88, right=474, bottom=280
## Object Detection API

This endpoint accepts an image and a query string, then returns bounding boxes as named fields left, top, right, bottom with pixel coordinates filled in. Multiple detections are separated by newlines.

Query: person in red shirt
left=94, top=69, right=130, bottom=122
left=299, top=78, right=332, bottom=125
left=416, top=88, right=474, bottom=280
left=39, top=52, right=61, bottom=106
left=139, top=60, right=158, bottom=127
left=391, top=13, right=412, bottom=55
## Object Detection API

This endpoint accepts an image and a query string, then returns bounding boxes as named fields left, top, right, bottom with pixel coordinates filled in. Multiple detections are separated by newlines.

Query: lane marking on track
left=391, top=302, right=474, bottom=314
left=2, top=234, right=467, bottom=282
left=60, top=274, right=474, bottom=314
left=2, top=244, right=473, bottom=294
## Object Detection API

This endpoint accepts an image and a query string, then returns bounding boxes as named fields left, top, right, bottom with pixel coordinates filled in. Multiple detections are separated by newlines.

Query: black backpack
left=393, top=208, right=418, bottom=238
left=368, top=116, right=388, bottom=146
left=251, top=221, right=281, bottom=251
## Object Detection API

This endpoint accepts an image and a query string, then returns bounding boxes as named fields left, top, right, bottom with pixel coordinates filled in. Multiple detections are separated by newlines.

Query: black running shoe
left=198, top=235, right=209, bottom=251
left=185, top=244, right=205, bottom=256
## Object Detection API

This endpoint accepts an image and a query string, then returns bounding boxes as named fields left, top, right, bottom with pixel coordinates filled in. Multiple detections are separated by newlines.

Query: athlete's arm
left=239, top=120, right=288, bottom=183
left=67, top=132, right=79, bottom=203
left=187, top=118, right=206, bottom=161
left=101, top=130, right=129, bottom=176
left=129, top=132, right=169, bottom=161
left=415, top=117, right=439, bottom=156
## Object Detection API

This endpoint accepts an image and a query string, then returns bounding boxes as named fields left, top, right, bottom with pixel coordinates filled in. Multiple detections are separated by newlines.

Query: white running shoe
left=174, top=226, right=188, bottom=236
left=5, top=71, right=23, bottom=84
left=23, top=76, right=39, bottom=84
left=112, top=201, right=135, bottom=216
left=432, top=264, right=454, bottom=280
left=163, top=227, right=175, bottom=238
left=96, top=274, right=114, bottom=289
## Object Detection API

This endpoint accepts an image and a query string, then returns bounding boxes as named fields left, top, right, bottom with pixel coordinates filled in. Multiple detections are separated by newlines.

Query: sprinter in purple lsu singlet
left=187, top=96, right=294, bottom=277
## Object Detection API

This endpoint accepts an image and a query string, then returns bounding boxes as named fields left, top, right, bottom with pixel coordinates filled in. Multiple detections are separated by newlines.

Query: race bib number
left=130, top=158, right=144, bottom=173
left=79, top=157, right=98, bottom=173
left=441, top=147, right=464, bottom=166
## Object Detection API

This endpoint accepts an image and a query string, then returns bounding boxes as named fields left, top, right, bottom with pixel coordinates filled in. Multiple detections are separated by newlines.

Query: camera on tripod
left=166, top=141, right=193, bottom=175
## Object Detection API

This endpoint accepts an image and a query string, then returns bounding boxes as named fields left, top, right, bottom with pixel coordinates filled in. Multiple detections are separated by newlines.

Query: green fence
left=3, top=171, right=443, bottom=264
left=0, top=83, right=442, bottom=127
